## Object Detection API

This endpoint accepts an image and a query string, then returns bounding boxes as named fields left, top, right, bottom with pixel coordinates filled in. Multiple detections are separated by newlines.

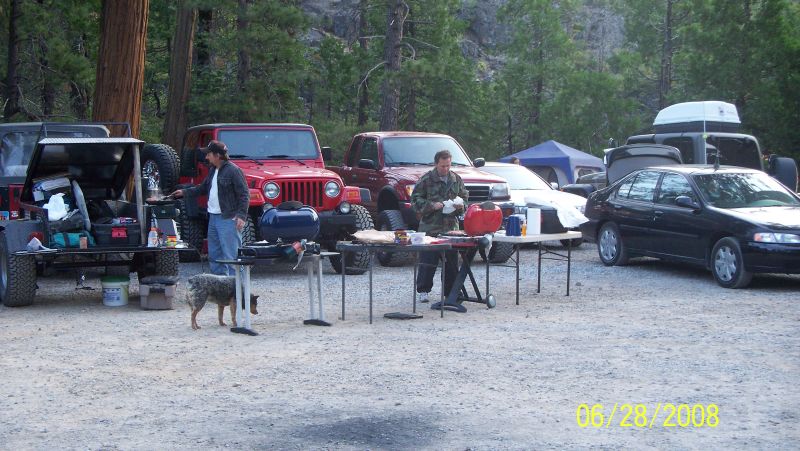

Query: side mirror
left=550, top=182, right=559, bottom=190
left=321, top=146, right=332, bottom=161
left=675, top=195, right=700, bottom=210
left=473, top=158, right=485, bottom=167
left=357, top=159, right=376, bottom=170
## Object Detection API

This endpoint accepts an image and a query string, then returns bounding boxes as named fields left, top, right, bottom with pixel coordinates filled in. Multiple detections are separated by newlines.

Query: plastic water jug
left=506, top=215, right=521, bottom=236
left=147, top=227, right=159, bottom=247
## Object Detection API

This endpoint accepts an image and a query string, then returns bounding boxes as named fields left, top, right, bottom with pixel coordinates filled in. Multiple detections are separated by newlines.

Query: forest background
left=1, top=0, right=798, bottom=163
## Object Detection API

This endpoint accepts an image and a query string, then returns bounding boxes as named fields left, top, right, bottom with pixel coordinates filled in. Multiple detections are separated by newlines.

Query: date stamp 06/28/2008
left=576, top=403, right=719, bottom=429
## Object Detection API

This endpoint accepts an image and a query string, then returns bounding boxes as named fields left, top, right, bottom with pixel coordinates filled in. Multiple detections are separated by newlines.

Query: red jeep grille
left=280, top=180, right=325, bottom=208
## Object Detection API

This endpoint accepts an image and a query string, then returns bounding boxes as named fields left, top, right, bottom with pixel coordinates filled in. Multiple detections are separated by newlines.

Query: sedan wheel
left=597, top=222, right=628, bottom=266
left=711, top=237, right=753, bottom=288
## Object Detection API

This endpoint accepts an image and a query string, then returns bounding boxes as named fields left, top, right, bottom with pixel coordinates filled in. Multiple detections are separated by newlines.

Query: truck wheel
left=0, top=232, right=37, bottom=306
left=330, top=205, right=372, bottom=275
left=375, top=209, right=415, bottom=267
left=178, top=199, right=206, bottom=262
left=154, top=250, right=179, bottom=276
left=141, top=143, right=180, bottom=195
left=485, top=242, right=515, bottom=263
left=241, top=216, right=256, bottom=245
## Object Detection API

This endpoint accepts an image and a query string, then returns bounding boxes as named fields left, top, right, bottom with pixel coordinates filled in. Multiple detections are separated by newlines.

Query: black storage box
left=92, top=223, right=141, bottom=246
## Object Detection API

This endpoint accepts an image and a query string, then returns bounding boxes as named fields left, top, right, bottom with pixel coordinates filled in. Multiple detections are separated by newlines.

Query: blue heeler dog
left=186, top=274, right=259, bottom=330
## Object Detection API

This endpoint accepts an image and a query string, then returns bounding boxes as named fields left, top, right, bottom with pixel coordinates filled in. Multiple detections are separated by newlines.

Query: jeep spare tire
left=141, top=143, right=180, bottom=196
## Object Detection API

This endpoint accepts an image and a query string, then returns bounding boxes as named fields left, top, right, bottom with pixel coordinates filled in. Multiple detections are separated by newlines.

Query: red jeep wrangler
left=174, top=124, right=373, bottom=273
left=329, top=131, right=514, bottom=265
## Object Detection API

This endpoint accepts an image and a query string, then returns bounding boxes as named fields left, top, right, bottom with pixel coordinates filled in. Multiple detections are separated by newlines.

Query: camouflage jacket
left=411, top=168, right=469, bottom=234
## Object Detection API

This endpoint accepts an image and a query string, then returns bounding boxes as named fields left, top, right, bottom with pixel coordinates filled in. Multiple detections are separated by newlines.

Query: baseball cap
left=201, top=140, right=228, bottom=155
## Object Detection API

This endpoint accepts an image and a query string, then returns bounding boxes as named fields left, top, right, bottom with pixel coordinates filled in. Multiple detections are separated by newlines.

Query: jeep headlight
left=490, top=182, right=509, bottom=199
left=404, top=184, right=416, bottom=198
left=753, top=232, right=800, bottom=243
left=325, top=181, right=341, bottom=198
left=263, top=182, right=280, bottom=199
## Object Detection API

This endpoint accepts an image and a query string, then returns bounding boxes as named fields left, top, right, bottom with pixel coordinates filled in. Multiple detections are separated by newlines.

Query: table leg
left=485, top=249, right=490, bottom=303
left=537, top=243, right=542, bottom=294
left=235, top=265, right=243, bottom=322
left=317, top=255, right=325, bottom=321
left=341, top=250, right=346, bottom=321
left=369, top=251, right=373, bottom=324
left=243, top=266, right=252, bottom=329
left=566, top=241, right=572, bottom=296
left=413, top=252, right=418, bottom=314
left=440, top=250, right=445, bottom=318
left=516, top=244, right=520, bottom=305
left=307, top=257, right=316, bottom=319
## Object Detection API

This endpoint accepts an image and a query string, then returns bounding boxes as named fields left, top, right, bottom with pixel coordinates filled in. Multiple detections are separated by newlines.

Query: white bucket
left=101, top=276, right=130, bottom=307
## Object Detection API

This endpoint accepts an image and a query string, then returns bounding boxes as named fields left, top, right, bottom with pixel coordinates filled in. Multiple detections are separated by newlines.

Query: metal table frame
left=336, top=242, right=451, bottom=323
left=490, top=231, right=582, bottom=304
left=218, top=252, right=337, bottom=334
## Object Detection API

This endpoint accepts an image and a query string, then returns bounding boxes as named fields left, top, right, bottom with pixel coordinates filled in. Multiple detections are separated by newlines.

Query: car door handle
left=654, top=210, right=664, bottom=217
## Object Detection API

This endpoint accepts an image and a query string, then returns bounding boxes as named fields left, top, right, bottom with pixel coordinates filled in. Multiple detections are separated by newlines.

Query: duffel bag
left=52, top=231, right=95, bottom=248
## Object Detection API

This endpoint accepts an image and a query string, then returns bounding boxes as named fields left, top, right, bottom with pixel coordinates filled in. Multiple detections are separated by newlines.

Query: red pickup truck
left=329, top=131, right=514, bottom=265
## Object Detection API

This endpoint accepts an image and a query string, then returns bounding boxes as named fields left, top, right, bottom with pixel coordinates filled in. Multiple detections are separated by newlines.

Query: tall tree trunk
left=357, top=0, right=369, bottom=126
left=378, top=0, right=407, bottom=131
left=162, top=1, right=197, bottom=150
left=236, top=0, right=252, bottom=121
left=3, top=0, right=22, bottom=120
left=195, top=10, right=213, bottom=68
left=39, top=37, right=55, bottom=118
left=406, top=85, right=416, bottom=130
left=658, top=0, right=675, bottom=110
left=70, top=34, right=90, bottom=120
left=92, top=0, right=149, bottom=138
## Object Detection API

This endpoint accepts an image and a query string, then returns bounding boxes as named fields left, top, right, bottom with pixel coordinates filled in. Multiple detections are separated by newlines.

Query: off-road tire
left=597, top=222, right=628, bottom=266
left=484, top=242, right=515, bottom=263
left=330, top=205, right=373, bottom=275
left=241, top=216, right=256, bottom=245
left=0, top=232, right=37, bottom=306
left=177, top=199, right=206, bottom=262
left=375, top=209, right=415, bottom=267
left=141, top=143, right=180, bottom=195
left=154, top=250, right=179, bottom=276
left=711, top=237, right=753, bottom=288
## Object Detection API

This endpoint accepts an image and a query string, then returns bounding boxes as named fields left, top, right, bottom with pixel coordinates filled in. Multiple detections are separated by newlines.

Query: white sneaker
left=418, top=292, right=429, bottom=303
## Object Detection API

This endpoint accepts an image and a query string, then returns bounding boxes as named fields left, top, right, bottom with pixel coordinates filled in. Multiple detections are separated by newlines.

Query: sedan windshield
left=218, top=129, right=319, bottom=159
left=382, top=136, right=472, bottom=166
left=481, top=165, right=551, bottom=190
left=693, top=172, right=800, bottom=208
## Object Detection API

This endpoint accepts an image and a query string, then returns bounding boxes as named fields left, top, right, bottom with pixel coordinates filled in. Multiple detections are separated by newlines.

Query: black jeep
left=0, top=123, right=180, bottom=307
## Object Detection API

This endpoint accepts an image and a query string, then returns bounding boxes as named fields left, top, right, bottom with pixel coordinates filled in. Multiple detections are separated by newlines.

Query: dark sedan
left=580, top=165, right=800, bottom=288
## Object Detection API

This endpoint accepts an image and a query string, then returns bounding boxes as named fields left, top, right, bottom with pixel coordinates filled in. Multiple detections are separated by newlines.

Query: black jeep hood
left=22, top=137, right=144, bottom=202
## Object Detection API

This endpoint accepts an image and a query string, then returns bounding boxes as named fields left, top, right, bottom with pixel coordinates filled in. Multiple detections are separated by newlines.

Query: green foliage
left=0, top=0, right=797, bottom=165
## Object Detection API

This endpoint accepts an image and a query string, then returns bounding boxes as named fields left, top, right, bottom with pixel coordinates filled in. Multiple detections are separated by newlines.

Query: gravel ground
left=1, top=243, right=799, bottom=450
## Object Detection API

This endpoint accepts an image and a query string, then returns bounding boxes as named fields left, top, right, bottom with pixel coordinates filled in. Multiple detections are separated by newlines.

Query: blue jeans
left=207, top=213, right=242, bottom=276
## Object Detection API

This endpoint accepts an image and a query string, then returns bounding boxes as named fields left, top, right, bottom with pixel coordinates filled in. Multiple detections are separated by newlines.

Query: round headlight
left=263, top=182, right=280, bottom=199
left=338, top=201, right=351, bottom=214
left=325, top=181, right=341, bottom=198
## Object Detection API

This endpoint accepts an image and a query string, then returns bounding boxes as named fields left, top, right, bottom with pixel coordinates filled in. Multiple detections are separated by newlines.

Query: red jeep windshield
left=218, top=129, right=319, bottom=159
left=382, top=136, right=472, bottom=166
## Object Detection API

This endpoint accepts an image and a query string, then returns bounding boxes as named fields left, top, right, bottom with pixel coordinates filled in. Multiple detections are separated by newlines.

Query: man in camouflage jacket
left=411, top=150, right=469, bottom=303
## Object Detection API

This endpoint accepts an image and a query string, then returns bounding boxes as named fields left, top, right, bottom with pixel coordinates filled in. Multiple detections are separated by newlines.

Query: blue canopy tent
left=499, top=140, right=603, bottom=185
